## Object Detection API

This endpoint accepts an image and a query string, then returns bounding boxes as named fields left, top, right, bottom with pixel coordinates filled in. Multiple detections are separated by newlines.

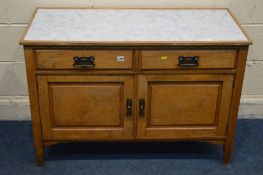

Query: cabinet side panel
left=24, top=48, right=44, bottom=166
left=224, top=46, right=249, bottom=163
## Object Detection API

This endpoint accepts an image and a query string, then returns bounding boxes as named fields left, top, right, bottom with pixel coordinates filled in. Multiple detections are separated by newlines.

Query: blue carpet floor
left=0, top=119, right=262, bottom=175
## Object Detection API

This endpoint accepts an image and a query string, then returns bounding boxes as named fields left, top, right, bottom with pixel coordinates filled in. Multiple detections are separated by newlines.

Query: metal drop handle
left=73, top=56, right=95, bottom=67
left=126, top=99, right=132, bottom=117
left=139, top=99, right=145, bottom=117
left=178, top=56, right=199, bottom=67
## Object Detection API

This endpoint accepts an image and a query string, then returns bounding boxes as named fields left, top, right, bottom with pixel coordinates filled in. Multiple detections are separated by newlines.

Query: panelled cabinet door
left=37, top=75, right=134, bottom=140
left=137, top=75, right=234, bottom=139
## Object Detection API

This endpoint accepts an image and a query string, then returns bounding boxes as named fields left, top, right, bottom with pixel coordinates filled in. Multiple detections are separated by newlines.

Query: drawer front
left=36, top=50, right=133, bottom=69
left=141, top=50, right=236, bottom=69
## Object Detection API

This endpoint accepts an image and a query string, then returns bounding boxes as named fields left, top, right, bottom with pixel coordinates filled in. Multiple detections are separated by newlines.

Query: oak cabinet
left=20, top=8, right=251, bottom=166
left=22, top=47, right=249, bottom=165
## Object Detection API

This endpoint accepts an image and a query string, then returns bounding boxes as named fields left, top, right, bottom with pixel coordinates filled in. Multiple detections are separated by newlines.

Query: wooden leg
left=35, top=147, right=44, bottom=166
left=223, top=143, right=232, bottom=164
left=24, top=49, right=45, bottom=166
left=32, top=123, right=44, bottom=166
left=223, top=47, right=249, bottom=164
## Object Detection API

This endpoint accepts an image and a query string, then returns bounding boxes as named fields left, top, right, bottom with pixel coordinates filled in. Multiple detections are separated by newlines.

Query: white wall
left=0, top=0, right=263, bottom=120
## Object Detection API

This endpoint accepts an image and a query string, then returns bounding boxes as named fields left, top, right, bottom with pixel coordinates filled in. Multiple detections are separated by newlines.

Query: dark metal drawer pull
left=178, top=56, right=199, bottom=67
left=126, top=99, right=132, bottom=117
left=73, top=56, right=95, bottom=67
left=139, top=99, right=145, bottom=117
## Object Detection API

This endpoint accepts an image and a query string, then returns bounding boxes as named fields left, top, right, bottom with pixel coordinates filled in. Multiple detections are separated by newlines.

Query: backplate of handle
left=126, top=99, right=132, bottom=117
left=139, top=99, right=145, bottom=117
left=73, top=56, right=95, bottom=67
left=178, top=56, right=199, bottom=67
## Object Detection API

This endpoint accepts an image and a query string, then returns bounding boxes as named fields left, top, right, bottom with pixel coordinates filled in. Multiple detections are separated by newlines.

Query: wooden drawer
left=141, top=50, right=237, bottom=69
left=35, top=50, right=133, bottom=69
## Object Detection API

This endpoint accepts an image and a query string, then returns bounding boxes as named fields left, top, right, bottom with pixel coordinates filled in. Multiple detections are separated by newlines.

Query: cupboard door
left=37, top=75, right=134, bottom=140
left=137, top=75, right=234, bottom=139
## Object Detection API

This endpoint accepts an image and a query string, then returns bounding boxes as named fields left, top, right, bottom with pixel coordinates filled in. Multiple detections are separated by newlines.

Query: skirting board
left=0, top=95, right=263, bottom=120
left=238, top=95, right=263, bottom=119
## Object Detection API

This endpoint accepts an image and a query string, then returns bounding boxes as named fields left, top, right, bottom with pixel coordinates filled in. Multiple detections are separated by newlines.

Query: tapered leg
left=31, top=113, right=44, bottom=166
left=223, top=143, right=232, bottom=164
left=35, top=146, right=44, bottom=166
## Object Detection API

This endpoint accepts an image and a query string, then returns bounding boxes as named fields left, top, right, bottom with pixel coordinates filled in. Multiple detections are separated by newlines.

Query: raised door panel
left=149, top=82, right=220, bottom=126
left=37, top=75, right=134, bottom=140
left=50, top=83, right=122, bottom=127
left=137, top=75, right=234, bottom=139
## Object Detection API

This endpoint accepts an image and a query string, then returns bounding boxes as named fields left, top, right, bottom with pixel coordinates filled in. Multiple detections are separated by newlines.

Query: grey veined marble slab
left=22, top=8, right=250, bottom=44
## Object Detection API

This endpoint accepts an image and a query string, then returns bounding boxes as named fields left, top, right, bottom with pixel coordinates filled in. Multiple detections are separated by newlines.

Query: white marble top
left=22, top=8, right=250, bottom=45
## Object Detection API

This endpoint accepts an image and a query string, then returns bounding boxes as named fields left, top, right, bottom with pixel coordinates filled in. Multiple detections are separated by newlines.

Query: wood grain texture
left=37, top=75, right=134, bottom=141
left=36, top=50, right=133, bottom=69
left=24, top=49, right=44, bottom=166
left=223, top=46, right=249, bottom=164
left=141, top=50, right=237, bottom=69
left=149, top=82, right=220, bottom=125
left=49, top=82, right=123, bottom=127
left=137, top=74, right=234, bottom=139
left=20, top=8, right=251, bottom=165
left=23, top=45, right=249, bottom=165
